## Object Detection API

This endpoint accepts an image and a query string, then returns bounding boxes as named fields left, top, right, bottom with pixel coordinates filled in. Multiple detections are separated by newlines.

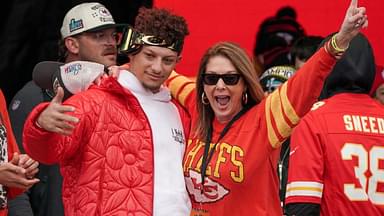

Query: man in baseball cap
left=61, top=3, right=122, bottom=38
left=58, top=2, right=126, bottom=67
left=8, top=3, right=124, bottom=216
left=23, top=7, right=191, bottom=216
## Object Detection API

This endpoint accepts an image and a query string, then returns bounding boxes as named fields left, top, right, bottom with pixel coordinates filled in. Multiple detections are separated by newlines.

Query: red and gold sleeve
left=264, top=48, right=336, bottom=148
left=166, top=71, right=196, bottom=112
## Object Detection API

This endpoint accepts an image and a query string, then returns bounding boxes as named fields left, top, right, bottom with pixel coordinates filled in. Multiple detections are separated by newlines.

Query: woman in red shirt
left=166, top=0, right=368, bottom=214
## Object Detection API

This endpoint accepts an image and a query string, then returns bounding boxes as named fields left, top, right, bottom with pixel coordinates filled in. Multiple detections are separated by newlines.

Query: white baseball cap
left=59, top=61, right=104, bottom=94
left=60, top=2, right=124, bottom=38
left=33, top=61, right=105, bottom=100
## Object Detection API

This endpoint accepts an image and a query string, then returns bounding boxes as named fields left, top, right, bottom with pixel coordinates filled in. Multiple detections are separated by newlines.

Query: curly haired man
left=23, top=7, right=191, bottom=216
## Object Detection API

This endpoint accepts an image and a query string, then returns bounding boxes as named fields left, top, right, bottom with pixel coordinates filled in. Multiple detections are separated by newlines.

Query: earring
left=242, top=92, right=248, bottom=105
left=202, top=92, right=210, bottom=105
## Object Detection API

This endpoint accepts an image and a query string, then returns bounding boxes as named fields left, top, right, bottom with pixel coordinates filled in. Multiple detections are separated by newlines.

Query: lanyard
left=200, top=104, right=252, bottom=188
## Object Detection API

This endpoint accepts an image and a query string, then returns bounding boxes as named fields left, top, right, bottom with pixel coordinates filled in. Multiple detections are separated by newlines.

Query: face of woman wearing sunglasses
left=203, top=55, right=246, bottom=123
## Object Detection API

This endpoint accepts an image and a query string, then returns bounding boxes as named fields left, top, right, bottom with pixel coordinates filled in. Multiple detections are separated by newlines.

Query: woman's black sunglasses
left=202, top=73, right=242, bottom=85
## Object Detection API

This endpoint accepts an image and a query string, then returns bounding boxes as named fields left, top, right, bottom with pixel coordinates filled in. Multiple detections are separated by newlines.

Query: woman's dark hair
left=290, top=36, right=324, bottom=63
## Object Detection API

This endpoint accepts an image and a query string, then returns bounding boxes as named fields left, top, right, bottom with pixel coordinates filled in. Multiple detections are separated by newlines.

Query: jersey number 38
left=341, top=143, right=384, bottom=205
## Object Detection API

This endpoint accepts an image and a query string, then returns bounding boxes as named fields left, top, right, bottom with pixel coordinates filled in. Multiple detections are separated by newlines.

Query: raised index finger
left=350, top=0, right=358, bottom=8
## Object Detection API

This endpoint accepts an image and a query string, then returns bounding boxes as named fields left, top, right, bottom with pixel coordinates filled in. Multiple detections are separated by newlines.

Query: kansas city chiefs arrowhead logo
left=185, top=169, right=229, bottom=203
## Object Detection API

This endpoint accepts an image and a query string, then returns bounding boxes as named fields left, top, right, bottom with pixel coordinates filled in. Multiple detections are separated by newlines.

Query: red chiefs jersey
left=167, top=48, right=336, bottom=215
left=286, top=93, right=384, bottom=215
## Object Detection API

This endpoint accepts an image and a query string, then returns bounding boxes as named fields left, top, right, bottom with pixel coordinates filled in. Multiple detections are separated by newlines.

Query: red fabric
left=23, top=78, right=190, bottom=216
left=0, top=90, right=23, bottom=215
left=0, top=90, right=20, bottom=169
left=167, top=48, right=336, bottom=215
left=286, top=93, right=384, bottom=215
left=155, top=0, right=384, bottom=77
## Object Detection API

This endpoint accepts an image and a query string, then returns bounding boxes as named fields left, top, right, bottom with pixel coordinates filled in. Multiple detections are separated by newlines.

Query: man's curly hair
left=135, top=7, right=189, bottom=51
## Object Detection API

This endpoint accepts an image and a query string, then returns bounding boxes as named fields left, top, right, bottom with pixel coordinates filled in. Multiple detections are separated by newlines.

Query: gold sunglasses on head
left=118, top=26, right=183, bottom=54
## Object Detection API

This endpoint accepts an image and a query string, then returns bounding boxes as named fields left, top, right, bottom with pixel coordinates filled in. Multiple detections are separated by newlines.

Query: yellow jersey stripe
left=280, top=83, right=300, bottom=125
left=177, top=83, right=195, bottom=106
left=270, top=88, right=292, bottom=139
left=286, top=186, right=323, bottom=193
left=286, top=181, right=324, bottom=198
left=265, top=95, right=280, bottom=147
left=167, top=73, right=195, bottom=106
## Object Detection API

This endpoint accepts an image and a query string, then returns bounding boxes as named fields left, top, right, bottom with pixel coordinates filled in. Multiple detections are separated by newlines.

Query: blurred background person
left=290, top=35, right=324, bottom=69
left=253, top=6, right=305, bottom=76
left=260, top=65, right=296, bottom=96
